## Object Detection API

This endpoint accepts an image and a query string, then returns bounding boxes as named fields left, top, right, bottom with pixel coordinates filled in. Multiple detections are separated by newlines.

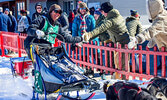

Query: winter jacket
left=17, top=16, right=29, bottom=33
left=24, top=15, right=82, bottom=50
left=94, top=14, right=110, bottom=43
left=137, top=0, right=167, bottom=50
left=0, top=12, right=12, bottom=32
left=126, top=16, right=142, bottom=37
left=68, top=12, right=75, bottom=32
left=8, top=14, right=17, bottom=32
left=58, top=12, right=69, bottom=31
left=72, top=14, right=96, bottom=37
left=32, top=2, right=43, bottom=21
left=68, top=12, right=75, bottom=23
left=32, top=12, right=43, bottom=21
left=89, top=9, right=129, bottom=45
left=72, top=14, right=100, bottom=54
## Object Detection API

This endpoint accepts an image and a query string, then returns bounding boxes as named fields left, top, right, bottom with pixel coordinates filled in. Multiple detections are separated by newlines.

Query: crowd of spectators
left=0, top=0, right=166, bottom=80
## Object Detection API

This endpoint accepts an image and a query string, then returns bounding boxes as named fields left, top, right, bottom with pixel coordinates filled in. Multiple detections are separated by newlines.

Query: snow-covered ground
left=0, top=57, right=150, bottom=100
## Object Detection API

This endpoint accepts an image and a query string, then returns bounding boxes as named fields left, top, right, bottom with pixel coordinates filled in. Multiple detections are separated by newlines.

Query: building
left=0, top=0, right=166, bottom=25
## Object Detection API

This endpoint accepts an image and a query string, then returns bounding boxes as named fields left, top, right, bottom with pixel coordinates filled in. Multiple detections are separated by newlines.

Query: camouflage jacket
left=89, top=9, right=129, bottom=44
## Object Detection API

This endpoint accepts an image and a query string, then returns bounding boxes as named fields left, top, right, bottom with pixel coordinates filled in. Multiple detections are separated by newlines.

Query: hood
left=35, top=2, right=42, bottom=10
left=147, top=0, right=164, bottom=19
left=106, top=9, right=120, bottom=19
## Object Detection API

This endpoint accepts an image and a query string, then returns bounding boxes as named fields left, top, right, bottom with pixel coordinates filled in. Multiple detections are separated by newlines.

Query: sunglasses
left=54, top=9, right=62, bottom=14
left=80, top=8, right=86, bottom=10
left=37, top=7, right=42, bottom=9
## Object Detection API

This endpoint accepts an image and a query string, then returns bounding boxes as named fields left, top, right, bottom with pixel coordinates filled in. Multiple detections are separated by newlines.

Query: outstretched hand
left=128, top=36, right=138, bottom=49
left=82, top=31, right=92, bottom=43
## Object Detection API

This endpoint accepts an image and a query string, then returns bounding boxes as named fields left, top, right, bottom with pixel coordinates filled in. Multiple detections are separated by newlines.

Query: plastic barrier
left=0, top=31, right=166, bottom=80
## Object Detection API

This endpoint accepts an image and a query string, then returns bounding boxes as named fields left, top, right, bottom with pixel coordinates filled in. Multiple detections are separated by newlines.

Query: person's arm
left=72, top=17, right=78, bottom=36
left=90, top=15, right=96, bottom=31
left=62, top=14, right=69, bottom=31
left=13, top=16, right=17, bottom=32
left=26, top=16, right=45, bottom=37
left=7, top=16, right=12, bottom=32
left=90, top=19, right=113, bottom=37
left=126, top=21, right=138, bottom=37
left=136, top=21, right=142, bottom=36
left=58, top=28, right=82, bottom=44
left=136, top=20, right=162, bottom=44
left=32, top=13, right=35, bottom=21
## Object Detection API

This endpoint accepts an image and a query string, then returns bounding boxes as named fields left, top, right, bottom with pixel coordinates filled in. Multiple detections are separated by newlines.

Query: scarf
left=80, top=15, right=88, bottom=35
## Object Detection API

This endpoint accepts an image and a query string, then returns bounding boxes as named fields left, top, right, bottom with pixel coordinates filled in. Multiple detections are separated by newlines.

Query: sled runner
left=31, top=33, right=100, bottom=100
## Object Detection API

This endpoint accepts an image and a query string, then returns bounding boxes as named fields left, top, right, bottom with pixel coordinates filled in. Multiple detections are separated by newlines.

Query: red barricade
left=0, top=31, right=166, bottom=80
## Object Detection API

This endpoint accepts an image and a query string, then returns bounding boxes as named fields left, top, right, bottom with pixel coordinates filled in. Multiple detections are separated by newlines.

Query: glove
left=147, top=38, right=156, bottom=48
left=76, top=42, right=83, bottom=48
left=36, top=30, right=45, bottom=39
left=128, top=36, right=138, bottom=49
left=82, top=32, right=92, bottom=43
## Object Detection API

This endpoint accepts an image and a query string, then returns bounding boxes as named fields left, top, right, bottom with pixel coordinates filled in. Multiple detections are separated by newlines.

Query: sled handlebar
left=46, top=32, right=65, bottom=43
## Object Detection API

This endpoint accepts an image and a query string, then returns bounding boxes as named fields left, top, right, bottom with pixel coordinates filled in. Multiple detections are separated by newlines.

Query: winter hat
left=78, top=2, right=89, bottom=12
left=130, top=10, right=139, bottom=18
left=49, top=4, right=61, bottom=14
left=35, top=2, right=42, bottom=9
left=20, top=10, right=26, bottom=14
left=100, top=2, right=113, bottom=13
left=94, top=10, right=101, bottom=15
left=4, top=8, right=10, bottom=12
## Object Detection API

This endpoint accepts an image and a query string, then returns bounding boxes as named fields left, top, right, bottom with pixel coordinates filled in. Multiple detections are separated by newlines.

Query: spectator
left=4, top=8, right=17, bottom=32
left=94, top=10, right=110, bottom=43
left=72, top=2, right=100, bottom=77
left=42, top=7, right=48, bottom=17
left=24, top=4, right=83, bottom=59
left=32, top=2, right=43, bottom=21
left=126, top=10, right=142, bottom=37
left=73, top=9, right=77, bottom=16
left=0, top=7, right=12, bottom=32
left=58, top=12, right=69, bottom=31
left=17, top=10, right=29, bottom=33
left=128, top=0, right=167, bottom=51
left=26, top=11, right=31, bottom=24
left=82, top=2, right=130, bottom=79
left=68, top=10, right=75, bottom=32
left=89, top=7, right=95, bottom=15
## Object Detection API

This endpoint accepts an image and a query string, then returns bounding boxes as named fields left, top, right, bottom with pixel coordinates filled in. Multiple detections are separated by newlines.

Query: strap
left=30, top=45, right=34, bottom=62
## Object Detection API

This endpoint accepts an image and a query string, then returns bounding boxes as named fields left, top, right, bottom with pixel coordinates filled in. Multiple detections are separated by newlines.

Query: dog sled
left=30, top=33, right=100, bottom=100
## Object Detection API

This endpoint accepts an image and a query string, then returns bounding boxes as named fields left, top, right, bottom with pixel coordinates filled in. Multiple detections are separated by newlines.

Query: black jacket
left=25, top=15, right=82, bottom=48
left=32, top=12, right=43, bottom=21
left=58, top=12, right=69, bottom=31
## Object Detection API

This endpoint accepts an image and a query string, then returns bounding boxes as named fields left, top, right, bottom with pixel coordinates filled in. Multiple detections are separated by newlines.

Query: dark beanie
left=130, top=10, right=139, bottom=17
left=101, top=2, right=113, bottom=13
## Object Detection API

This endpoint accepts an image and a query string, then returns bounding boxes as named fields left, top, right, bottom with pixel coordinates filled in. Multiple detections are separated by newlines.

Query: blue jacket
left=72, top=14, right=95, bottom=36
left=0, top=12, right=12, bottom=31
left=72, top=14, right=100, bottom=54
left=8, top=14, right=17, bottom=32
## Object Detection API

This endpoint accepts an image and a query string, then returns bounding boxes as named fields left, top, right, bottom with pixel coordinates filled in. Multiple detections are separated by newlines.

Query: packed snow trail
left=0, top=57, right=149, bottom=100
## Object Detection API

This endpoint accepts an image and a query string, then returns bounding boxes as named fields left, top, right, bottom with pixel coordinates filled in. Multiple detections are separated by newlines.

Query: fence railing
left=0, top=31, right=166, bottom=80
